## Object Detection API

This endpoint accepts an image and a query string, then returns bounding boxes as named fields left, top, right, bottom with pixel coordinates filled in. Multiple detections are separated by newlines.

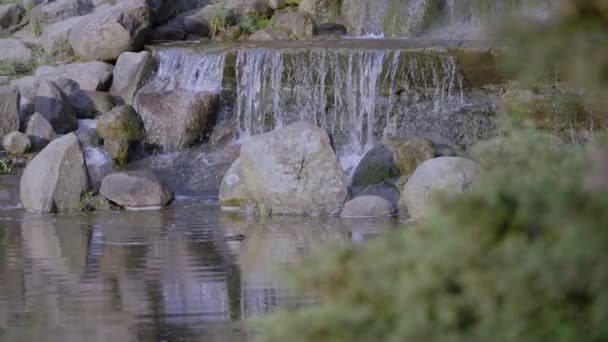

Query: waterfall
left=148, top=48, right=226, bottom=93
left=234, top=48, right=464, bottom=159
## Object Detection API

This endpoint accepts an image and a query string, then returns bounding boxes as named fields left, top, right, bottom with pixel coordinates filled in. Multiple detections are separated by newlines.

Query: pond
left=0, top=198, right=404, bottom=341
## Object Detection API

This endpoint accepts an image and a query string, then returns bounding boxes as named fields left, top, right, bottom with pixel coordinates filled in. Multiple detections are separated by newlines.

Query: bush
left=256, top=130, right=608, bottom=342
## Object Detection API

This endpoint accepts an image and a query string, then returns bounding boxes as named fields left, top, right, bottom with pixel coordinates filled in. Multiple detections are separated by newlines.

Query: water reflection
left=0, top=199, right=403, bottom=341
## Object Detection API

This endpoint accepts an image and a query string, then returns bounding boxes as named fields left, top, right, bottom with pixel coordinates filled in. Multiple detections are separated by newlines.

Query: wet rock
left=273, top=10, right=315, bottom=39
left=34, top=80, right=78, bottom=134
left=83, top=145, right=113, bottom=190
left=249, top=26, right=292, bottom=40
left=136, top=90, right=217, bottom=150
left=183, top=13, right=211, bottom=36
left=0, top=4, right=24, bottom=30
left=69, top=89, right=123, bottom=118
left=399, top=157, right=482, bottom=219
left=352, top=182, right=401, bottom=207
left=340, top=195, right=395, bottom=218
left=210, top=120, right=237, bottom=146
left=40, top=15, right=85, bottom=54
left=68, top=0, right=152, bottom=61
left=100, top=170, right=174, bottom=208
left=110, top=51, right=153, bottom=104
left=315, top=23, right=347, bottom=35
left=241, top=0, right=271, bottom=17
left=299, top=0, right=339, bottom=23
left=219, top=121, right=348, bottom=216
left=0, top=39, right=32, bottom=62
left=30, top=0, right=94, bottom=25
left=152, top=22, right=186, bottom=41
left=25, top=112, right=58, bottom=150
left=97, top=105, right=144, bottom=164
left=35, top=61, right=114, bottom=91
left=2, top=131, right=30, bottom=155
left=20, top=133, right=89, bottom=212
left=0, top=86, right=20, bottom=138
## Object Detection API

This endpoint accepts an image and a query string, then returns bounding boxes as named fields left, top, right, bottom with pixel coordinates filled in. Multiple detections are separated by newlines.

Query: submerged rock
left=399, top=157, right=482, bottom=219
left=100, top=170, right=174, bottom=208
left=20, top=133, right=89, bottom=212
left=136, top=89, right=217, bottom=150
left=340, top=195, right=395, bottom=218
left=2, top=131, right=31, bottom=156
left=219, top=121, right=348, bottom=216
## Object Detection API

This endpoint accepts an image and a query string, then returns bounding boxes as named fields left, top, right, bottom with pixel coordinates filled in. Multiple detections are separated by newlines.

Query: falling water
left=234, top=48, right=464, bottom=159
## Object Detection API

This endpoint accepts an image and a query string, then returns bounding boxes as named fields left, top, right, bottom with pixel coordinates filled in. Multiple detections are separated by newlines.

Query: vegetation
left=0, top=157, right=13, bottom=175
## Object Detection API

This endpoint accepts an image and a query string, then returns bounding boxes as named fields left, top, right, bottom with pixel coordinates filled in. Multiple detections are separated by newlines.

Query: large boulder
left=33, top=80, right=78, bottom=134
left=135, top=90, right=217, bottom=150
left=219, top=122, right=348, bottom=216
left=68, top=0, right=153, bottom=61
left=0, top=4, right=24, bottom=30
left=25, top=112, right=58, bottom=150
left=110, top=51, right=153, bottom=104
left=96, top=105, right=144, bottom=164
left=40, top=15, right=86, bottom=54
left=273, top=10, right=315, bottom=39
left=35, top=61, right=114, bottom=91
left=0, top=86, right=20, bottom=138
left=340, top=195, right=395, bottom=218
left=2, top=131, right=30, bottom=156
left=399, top=157, right=482, bottom=219
left=0, top=39, right=32, bottom=62
left=30, top=0, right=94, bottom=25
left=100, top=170, right=174, bottom=208
left=68, top=89, right=123, bottom=118
left=20, top=133, right=89, bottom=212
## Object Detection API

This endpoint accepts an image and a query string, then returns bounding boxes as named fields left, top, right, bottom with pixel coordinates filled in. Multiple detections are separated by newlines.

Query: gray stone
left=135, top=89, right=217, bottom=150
left=352, top=182, right=401, bottom=207
left=35, top=61, right=114, bottom=91
left=69, top=89, right=123, bottom=118
left=0, top=86, right=20, bottom=138
left=96, top=105, right=144, bottom=142
left=40, top=15, right=85, bottom=54
left=83, top=145, right=113, bottom=190
left=249, top=26, right=292, bottom=40
left=74, top=125, right=100, bottom=146
left=34, top=80, right=78, bottom=134
left=2, top=131, right=30, bottom=155
left=25, top=112, right=58, bottom=150
left=30, top=0, right=94, bottom=25
left=219, top=121, right=348, bottom=216
left=399, top=157, right=482, bottom=219
left=0, top=39, right=32, bottom=62
left=20, top=133, right=89, bottom=212
left=68, top=0, right=152, bottom=61
left=273, top=10, right=315, bottom=39
left=299, top=0, right=338, bottom=23
left=100, top=170, right=174, bottom=208
left=340, top=195, right=395, bottom=218
left=0, top=4, right=24, bottom=30
left=110, top=51, right=153, bottom=104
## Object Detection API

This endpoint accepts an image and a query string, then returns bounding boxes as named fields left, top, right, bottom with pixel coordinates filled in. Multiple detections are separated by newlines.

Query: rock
left=183, top=13, right=211, bottom=36
left=68, top=0, right=152, bottom=61
left=399, top=157, right=482, bottom=219
left=352, top=137, right=438, bottom=190
left=83, top=145, right=113, bottom=190
left=11, top=75, right=80, bottom=102
left=25, top=112, right=58, bottom=150
left=353, top=182, right=401, bottom=207
left=2, top=131, right=30, bottom=155
left=210, top=120, right=237, bottom=146
left=110, top=51, right=153, bottom=104
left=35, top=61, right=114, bottom=91
left=0, top=86, right=20, bottom=138
left=80, top=193, right=114, bottom=211
left=34, top=80, right=78, bottom=134
left=74, top=125, right=100, bottom=146
left=69, top=89, right=123, bottom=118
left=100, top=170, right=174, bottom=208
left=30, top=0, right=94, bottom=25
left=20, top=133, right=89, bottom=212
left=273, top=10, right=315, bottom=39
left=249, top=26, right=292, bottom=40
left=0, top=173, right=20, bottom=209
left=219, top=121, right=348, bottom=216
left=97, top=105, right=144, bottom=142
left=135, top=90, right=217, bottom=150
left=299, top=0, right=339, bottom=23
left=0, top=39, right=32, bottom=62
left=0, top=76, right=9, bottom=85
left=315, top=23, right=347, bottom=35
left=103, top=138, right=130, bottom=165
left=267, top=0, right=284, bottom=10
left=151, top=23, right=186, bottom=41
left=40, top=15, right=85, bottom=54
left=241, top=0, right=271, bottom=17
left=0, top=4, right=24, bottom=30
left=340, top=195, right=395, bottom=218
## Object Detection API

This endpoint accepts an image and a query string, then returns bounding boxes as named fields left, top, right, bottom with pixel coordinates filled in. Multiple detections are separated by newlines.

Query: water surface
left=0, top=198, right=402, bottom=342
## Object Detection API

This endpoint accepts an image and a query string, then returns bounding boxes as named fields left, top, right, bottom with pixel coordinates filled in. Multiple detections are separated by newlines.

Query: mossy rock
left=96, top=105, right=144, bottom=142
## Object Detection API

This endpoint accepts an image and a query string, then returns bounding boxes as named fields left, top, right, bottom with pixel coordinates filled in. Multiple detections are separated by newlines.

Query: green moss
left=0, top=157, right=13, bottom=175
